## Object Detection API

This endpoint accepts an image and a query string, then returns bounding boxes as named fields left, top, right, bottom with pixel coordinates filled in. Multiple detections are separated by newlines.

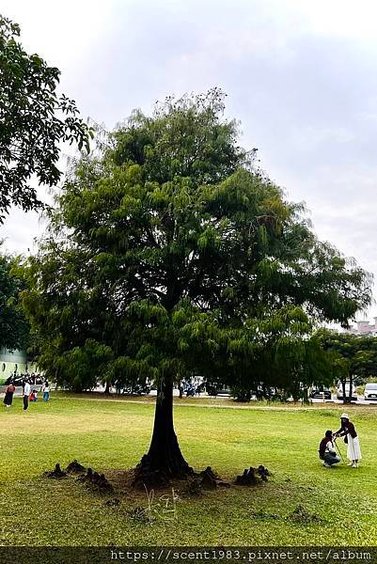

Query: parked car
left=364, top=382, right=377, bottom=400
left=215, top=388, right=232, bottom=396
left=336, top=382, right=357, bottom=401
left=309, top=386, right=331, bottom=400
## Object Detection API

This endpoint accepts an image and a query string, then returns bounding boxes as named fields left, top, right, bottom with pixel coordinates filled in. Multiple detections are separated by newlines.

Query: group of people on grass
left=319, top=413, right=362, bottom=469
left=3, top=379, right=50, bottom=410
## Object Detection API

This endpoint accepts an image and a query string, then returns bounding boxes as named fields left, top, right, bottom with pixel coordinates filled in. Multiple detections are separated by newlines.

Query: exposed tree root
left=43, top=461, right=113, bottom=493
left=235, top=465, right=270, bottom=485
left=78, top=467, right=114, bottom=493
left=43, top=463, right=67, bottom=479
left=66, top=460, right=86, bottom=474
left=43, top=458, right=272, bottom=500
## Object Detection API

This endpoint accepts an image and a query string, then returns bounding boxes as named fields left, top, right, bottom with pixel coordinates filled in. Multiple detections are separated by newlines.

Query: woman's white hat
left=340, top=413, right=349, bottom=419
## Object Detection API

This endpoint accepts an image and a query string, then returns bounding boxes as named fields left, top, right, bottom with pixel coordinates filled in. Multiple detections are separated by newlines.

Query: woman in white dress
left=334, top=413, right=362, bottom=468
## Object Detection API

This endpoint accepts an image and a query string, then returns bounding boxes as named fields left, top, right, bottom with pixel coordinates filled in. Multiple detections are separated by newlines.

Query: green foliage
left=0, top=15, right=92, bottom=220
left=0, top=248, right=29, bottom=351
left=317, top=329, right=377, bottom=396
left=111, top=88, right=252, bottom=185
left=223, top=308, right=335, bottom=401
left=56, top=340, right=113, bottom=392
left=22, top=90, right=372, bottom=394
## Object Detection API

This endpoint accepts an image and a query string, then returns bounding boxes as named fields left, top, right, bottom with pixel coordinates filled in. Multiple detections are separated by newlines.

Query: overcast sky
left=1, top=0, right=377, bottom=320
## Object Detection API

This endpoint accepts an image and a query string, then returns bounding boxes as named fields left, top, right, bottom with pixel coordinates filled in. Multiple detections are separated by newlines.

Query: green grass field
left=0, top=393, right=376, bottom=547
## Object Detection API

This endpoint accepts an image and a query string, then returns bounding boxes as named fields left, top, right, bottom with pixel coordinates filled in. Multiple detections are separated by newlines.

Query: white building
left=0, top=349, right=39, bottom=380
left=349, top=318, right=377, bottom=336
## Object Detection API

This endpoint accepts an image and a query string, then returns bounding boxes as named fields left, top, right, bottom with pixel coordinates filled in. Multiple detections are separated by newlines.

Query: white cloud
left=291, top=0, right=377, bottom=40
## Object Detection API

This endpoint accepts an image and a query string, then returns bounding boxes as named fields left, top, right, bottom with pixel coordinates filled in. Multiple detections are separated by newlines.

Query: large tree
left=22, top=90, right=372, bottom=482
left=0, top=15, right=91, bottom=221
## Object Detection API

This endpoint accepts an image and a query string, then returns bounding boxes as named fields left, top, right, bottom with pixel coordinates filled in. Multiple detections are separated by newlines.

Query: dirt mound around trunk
left=132, top=454, right=194, bottom=489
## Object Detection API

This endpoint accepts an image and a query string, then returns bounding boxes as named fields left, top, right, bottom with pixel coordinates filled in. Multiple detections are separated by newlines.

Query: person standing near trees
left=3, top=381, right=16, bottom=408
left=334, top=413, right=361, bottom=468
left=42, top=381, right=50, bottom=402
left=23, top=378, right=31, bottom=411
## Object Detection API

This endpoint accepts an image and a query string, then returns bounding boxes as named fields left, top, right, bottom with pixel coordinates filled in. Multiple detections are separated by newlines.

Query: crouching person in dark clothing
left=319, top=430, right=341, bottom=468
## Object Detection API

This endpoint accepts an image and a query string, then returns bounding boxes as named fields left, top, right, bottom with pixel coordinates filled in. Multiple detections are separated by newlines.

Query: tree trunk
left=342, top=375, right=354, bottom=404
left=347, top=374, right=354, bottom=404
left=134, top=378, right=192, bottom=486
left=341, top=379, right=346, bottom=403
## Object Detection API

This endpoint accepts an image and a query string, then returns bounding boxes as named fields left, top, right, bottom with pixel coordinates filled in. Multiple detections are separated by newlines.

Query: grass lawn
left=0, top=393, right=376, bottom=547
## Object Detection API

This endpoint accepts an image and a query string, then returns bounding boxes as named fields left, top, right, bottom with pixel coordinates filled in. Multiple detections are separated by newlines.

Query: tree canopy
left=22, top=89, right=373, bottom=479
left=0, top=15, right=91, bottom=221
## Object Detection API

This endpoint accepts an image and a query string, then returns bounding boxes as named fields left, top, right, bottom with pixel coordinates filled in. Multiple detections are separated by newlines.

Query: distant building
left=0, top=349, right=39, bottom=380
left=348, top=318, right=377, bottom=336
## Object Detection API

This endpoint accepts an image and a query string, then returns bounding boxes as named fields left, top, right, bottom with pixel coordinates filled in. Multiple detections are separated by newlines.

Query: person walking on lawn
left=334, top=413, right=361, bottom=468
